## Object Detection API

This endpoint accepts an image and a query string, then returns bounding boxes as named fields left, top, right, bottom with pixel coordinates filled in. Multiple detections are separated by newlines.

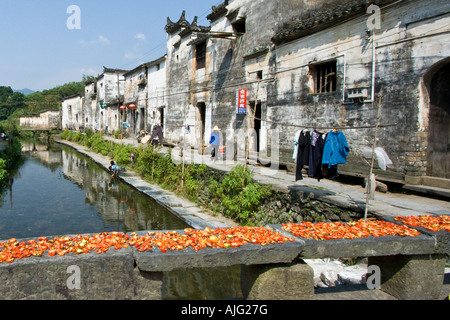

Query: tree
left=0, top=87, right=13, bottom=102
left=0, top=87, right=26, bottom=120
left=82, top=74, right=97, bottom=83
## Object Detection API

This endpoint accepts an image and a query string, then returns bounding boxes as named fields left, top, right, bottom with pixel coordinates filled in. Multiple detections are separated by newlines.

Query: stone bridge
left=0, top=222, right=448, bottom=300
left=19, top=111, right=62, bottom=132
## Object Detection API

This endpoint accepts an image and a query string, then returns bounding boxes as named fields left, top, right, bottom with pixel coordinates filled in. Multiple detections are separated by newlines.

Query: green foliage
left=112, top=144, right=133, bottom=165
left=82, top=74, right=97, bottom=83
left=0, top=138, right=22, bottom=186
left=113, top=130, right=121, bottom=139
left=209, top=165, right=272, bottom=223
left=0, top=87, right=27, bottom=120
left=38, top=82, right=84, bottom=100
left=61, top=129, right=74, bottom=140
left=0, top=159, right=7, bottom=183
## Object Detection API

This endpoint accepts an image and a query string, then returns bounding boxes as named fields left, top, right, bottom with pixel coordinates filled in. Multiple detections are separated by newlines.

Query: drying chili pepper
left=394, top=215, right=450, bottom=232
left=281, top=218, right=421, bottom=240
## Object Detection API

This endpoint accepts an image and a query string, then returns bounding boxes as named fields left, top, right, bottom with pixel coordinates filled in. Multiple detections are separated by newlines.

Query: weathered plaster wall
left=61, top=95, right=84, bottom=130
left=20, top=111, right=62, bottom=131
left=124, top=66, right=148, bottom=134
left=96, top=70, right=126, bottom=133
left=268, top=0, right=450, bottom=179
left=83, top=82, right=98, bottom=131
left=147, top=57, right=167, bottom=132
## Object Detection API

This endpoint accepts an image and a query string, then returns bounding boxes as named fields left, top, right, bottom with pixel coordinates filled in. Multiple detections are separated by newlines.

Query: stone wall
left=0, top=246, right=162, bottom=300
left=20, top=111, right=62, bottom=131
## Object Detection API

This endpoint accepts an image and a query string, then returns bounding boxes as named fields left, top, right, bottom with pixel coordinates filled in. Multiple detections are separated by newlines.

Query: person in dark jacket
left=151, top=124, right=163, bottom=146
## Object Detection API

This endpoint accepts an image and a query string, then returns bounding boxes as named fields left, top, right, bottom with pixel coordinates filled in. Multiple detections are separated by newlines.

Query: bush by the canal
left=60, top=130, right=359, bottom=226
left=0, top=137, right=22, bottom=186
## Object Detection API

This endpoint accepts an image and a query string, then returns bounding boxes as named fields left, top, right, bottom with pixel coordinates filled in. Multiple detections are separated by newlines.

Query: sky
left=0, top=0, right=222, bottom=92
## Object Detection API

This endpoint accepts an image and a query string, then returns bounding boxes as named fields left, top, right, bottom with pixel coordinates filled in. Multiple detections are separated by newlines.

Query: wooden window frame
left=310, top=60, right=337, bottom=94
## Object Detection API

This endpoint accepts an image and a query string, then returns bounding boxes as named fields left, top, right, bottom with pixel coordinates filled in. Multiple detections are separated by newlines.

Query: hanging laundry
left=295, top=130, right=311, bottom=181
left=308, top=130, right=326, bottom=181
left=292, top=130, right=302, bottom=161
left=362, top=147, right=392, bottom=171
left=321, top=130, right=349, bottom=179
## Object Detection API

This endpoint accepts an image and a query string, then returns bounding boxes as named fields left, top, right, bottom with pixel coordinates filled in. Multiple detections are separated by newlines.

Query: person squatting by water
left=108, top=160, right=124, bottom=178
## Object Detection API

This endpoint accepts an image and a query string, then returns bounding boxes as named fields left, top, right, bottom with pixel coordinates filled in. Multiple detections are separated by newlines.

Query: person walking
left=209, top=126, right=221, bottom=160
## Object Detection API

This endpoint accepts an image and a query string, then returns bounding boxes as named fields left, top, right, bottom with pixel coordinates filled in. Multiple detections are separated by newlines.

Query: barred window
left=310, top=60, right=337, bottom=93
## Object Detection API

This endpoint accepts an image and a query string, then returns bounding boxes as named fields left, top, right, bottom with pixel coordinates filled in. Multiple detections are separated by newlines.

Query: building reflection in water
left=1, top=141, right=189, bottom=238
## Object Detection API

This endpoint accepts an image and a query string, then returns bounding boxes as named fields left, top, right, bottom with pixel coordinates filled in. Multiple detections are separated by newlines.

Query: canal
left=0, top=140, right=241, bottom=299
left=0, top=141, right=190, bottom=241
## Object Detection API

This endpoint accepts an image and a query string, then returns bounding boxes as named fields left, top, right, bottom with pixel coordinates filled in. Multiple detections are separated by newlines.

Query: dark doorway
left=139, top=108, right=145, bottom=132
left=158, top=107, right=164, bottom=130
left=427, top=62, right=450, bottom=178
left=197, top=102, right=206, bottom=147
left=253, top=102, right=261, bottom=153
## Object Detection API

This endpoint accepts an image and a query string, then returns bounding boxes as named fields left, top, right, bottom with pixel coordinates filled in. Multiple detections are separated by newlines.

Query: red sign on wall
left=236, top=89, right=247, bottom=114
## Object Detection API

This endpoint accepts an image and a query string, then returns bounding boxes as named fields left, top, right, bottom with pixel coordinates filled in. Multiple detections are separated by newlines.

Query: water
left=0, top=140, right=241, bottom=300
left=0, top=141, right=190, bottom=240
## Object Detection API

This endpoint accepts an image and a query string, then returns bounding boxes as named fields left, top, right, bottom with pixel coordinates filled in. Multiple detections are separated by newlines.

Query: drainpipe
left=364, top=30, right=376, bottom=103
left=208, top=40, right=217, bottom=149
left=341, top=53, right=346, bottom=104
left=145, top=66, right=149, bottom=133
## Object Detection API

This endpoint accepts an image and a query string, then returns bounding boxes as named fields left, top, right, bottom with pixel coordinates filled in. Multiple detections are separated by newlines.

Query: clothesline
left=252, top=116, right=396, bottom=131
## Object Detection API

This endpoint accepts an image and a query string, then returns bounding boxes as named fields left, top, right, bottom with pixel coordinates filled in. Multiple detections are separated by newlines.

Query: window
left=310, top=60, right=337, bottom=93
left=195, top=41, right=206, bottom=70
left=232, top=19, right=246, bottom=35
left=256, top=70, right=263, bottom=80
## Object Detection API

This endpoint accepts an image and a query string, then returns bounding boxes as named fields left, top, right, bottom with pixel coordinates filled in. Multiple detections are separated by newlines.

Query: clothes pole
left=364, top=92, right=383, bottom=220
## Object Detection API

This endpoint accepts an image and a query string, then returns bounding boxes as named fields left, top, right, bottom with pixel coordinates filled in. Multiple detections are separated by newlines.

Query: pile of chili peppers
left=0, top=226, right=294, bottom=264
left=394, top=215, right=450, bottom=232
left=281, top=219, right=422, bottom=240
left=1, top=216, right=447, bottom=264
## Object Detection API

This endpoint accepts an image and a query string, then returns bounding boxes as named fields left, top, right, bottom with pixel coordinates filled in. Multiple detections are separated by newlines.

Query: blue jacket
left=209, top=132, right=220, bottom=146
left=322, top=131, right=349, bottom=167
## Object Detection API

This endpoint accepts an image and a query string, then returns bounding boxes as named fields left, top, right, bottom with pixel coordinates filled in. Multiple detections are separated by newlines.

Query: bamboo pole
left=243, top=78, right=261, bottom=186
left=364, top=91, right=383, bottom=220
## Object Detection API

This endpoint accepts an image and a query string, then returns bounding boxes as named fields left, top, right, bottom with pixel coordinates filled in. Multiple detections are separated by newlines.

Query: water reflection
left=0, top=141, right=189, bottom=240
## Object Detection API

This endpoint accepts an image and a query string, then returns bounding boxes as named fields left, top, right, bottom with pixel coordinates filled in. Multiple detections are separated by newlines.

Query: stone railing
left=0, top=223, right=448, bottom=300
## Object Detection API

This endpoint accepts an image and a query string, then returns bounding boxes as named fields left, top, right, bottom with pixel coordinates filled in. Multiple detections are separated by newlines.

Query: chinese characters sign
left=236, top=89, right=247, bottom=114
